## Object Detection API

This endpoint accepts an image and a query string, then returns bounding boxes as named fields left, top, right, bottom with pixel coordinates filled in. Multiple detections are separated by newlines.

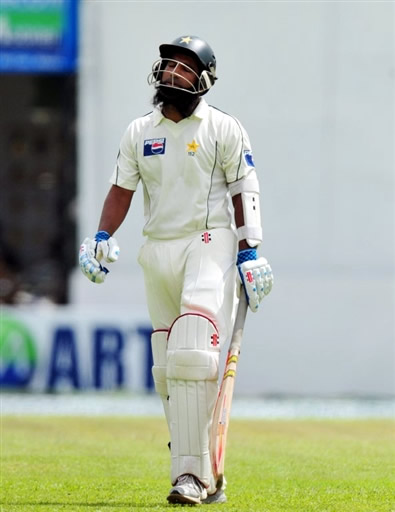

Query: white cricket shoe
left=167, top=474, right=208, bottom=505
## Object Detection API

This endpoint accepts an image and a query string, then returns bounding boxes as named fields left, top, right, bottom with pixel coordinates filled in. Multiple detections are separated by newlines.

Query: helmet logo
left=180, top=36, right=192, bottom=44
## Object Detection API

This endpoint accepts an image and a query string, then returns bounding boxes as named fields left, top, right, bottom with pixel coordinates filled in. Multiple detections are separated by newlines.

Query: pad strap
left=236, top=226, right=262, bottom=244
left=228, top=171, right=260, bottom=196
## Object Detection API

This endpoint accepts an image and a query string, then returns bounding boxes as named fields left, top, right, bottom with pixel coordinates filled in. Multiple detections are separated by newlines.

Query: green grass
left=1, top=416, right=394, bottom=511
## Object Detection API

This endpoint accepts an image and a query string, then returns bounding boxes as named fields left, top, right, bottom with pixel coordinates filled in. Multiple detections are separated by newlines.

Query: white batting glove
left=94, top=231, right=120, bottom=263
left=79, top=231, right=120, bottom=284
left=237, top=248, right=273, bottom=312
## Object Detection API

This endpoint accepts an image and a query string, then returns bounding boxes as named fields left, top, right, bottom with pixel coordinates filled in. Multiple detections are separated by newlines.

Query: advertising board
left=0, top=0, right=78, bottom=72
left=0, top=306, right=154, bottom=392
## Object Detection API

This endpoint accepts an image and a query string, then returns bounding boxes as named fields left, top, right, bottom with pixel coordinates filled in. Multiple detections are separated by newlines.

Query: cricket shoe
left=202, top=488, right=227, bottom=504
left=167, top=474, right=208, bottom=505
left=203, top=475, right=227, bottom=504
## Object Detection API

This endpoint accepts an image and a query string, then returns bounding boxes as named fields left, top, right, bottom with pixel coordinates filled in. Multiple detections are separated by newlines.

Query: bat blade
left=210, top=293, right=248, bottom=486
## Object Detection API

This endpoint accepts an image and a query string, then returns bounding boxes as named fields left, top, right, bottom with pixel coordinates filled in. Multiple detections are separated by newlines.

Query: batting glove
left=237, top=248, right=273, bottom=312
left=79, top=231, right=120, bottom=284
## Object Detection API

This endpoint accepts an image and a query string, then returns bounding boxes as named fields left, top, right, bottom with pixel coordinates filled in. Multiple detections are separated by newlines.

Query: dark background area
left=0, top=74, right=77, bottom=304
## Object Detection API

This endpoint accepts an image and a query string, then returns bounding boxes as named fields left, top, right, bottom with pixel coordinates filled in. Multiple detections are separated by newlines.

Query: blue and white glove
left=79, top=231, right=120, bottom=284
left=237, top=248, right=273, bottom=312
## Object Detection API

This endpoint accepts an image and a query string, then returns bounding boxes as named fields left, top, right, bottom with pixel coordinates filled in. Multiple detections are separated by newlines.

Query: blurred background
left=1, top=0, right=394, bottom=408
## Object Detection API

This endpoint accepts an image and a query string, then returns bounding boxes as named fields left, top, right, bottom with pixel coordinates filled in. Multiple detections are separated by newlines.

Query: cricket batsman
left=79, top=35, right=273, bottom=505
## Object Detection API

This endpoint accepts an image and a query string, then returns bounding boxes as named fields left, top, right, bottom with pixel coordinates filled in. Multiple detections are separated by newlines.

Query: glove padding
left=79, top=231, right=120, bottom=284
left=237, top=249, right=273, bottom=312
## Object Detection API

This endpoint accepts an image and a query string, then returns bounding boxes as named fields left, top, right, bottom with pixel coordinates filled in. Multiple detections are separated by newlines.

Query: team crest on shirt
left=187, top=139, right=200, bottom=156
left=244, top=150, right=255, bottom=167
left=144, top=138, right=166, bottom=156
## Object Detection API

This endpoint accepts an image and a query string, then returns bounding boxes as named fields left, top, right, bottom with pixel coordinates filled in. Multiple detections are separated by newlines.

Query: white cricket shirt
left=110, top=98, right=256, bottom=240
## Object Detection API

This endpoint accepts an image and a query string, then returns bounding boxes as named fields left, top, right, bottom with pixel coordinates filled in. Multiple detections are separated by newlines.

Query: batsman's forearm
left=232, top=193, right=249, bottom=251
left=98, top=185, right=134, bottom=235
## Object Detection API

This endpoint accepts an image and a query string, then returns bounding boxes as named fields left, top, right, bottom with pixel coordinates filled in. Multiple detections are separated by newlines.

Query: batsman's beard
left=154, top=85, right=200, bottom=118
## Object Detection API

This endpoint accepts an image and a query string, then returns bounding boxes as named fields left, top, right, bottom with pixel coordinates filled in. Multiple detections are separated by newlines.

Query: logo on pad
left=211, top=334, right=219, bottom=347
left=144, top=138, right=166, bottom=156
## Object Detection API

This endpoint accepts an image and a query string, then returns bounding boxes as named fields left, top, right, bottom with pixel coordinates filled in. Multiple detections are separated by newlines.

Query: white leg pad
left=151, top=329, right=170, bottom=429
left=167, top=313, right=220, bottom=489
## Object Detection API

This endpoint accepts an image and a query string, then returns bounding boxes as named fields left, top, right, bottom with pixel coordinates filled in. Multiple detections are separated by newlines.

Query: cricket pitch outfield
left=1, top=417, right=394, bottom=511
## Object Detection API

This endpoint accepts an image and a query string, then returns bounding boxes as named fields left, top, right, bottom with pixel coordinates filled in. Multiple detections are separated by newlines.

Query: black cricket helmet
left=147, top=35, right=217, bottom=95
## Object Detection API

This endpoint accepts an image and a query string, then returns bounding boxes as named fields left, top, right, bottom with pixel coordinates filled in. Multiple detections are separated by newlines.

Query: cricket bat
left=210, top=292, right=248, bottom=488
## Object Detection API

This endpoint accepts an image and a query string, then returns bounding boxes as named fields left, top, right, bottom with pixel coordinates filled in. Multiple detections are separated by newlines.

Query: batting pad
left=167, top=313, right=220, bottom=490
left=151, top=329, right=170, bottom=430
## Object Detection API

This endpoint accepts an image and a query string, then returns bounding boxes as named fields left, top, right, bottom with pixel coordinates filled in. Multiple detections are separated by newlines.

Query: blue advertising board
left=0, top=306, right=154, bottom=393
left=0, top=0, right=78, bottom=72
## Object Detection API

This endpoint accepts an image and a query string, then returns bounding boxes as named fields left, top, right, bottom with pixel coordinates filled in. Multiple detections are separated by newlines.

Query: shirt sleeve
left=109, top=122, right=140, bottom=191
left=221, top=116, right=256, bottom=184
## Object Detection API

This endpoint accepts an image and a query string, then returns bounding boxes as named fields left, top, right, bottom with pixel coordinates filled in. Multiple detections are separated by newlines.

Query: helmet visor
left=147, top=58, right=210, bottom=95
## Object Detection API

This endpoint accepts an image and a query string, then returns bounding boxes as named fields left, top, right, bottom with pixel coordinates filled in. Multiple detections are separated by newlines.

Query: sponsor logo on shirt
left=144, top=138, right=166, bottom=156
left=244, top=150, right=255, bottom=167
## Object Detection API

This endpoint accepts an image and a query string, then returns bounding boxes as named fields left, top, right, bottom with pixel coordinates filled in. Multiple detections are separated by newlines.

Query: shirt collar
left=153, top=107, right=164, bottom=127
left=153, top=98, right=209, bottom=126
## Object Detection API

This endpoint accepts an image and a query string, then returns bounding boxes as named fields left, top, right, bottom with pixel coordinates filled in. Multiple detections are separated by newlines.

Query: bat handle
left=230, top=293, right=248, bottom=353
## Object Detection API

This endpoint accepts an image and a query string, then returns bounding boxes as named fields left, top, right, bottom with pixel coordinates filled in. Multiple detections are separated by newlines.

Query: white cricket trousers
left=138, top=227, right=238, bottom=490
left=138, top=227, right=238, bottom=337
